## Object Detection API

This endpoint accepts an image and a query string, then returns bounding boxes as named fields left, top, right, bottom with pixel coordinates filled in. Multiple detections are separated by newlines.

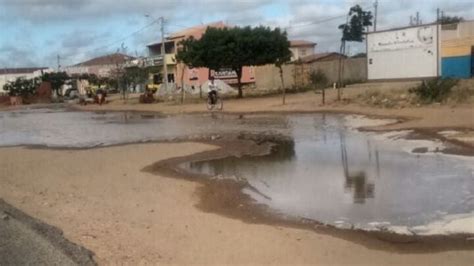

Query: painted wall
left=175, top=63, right=255, bottom=89
left=441, top=56, right=472, bottom=78
left=441, top=21, right=474, bottom=78
left=367, top=25, right=439, bottom=80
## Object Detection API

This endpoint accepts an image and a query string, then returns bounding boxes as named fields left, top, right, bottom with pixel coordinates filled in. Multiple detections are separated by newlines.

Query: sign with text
left=211, top=68, right=237, bottom=79
left=369, top=25, right=436, bottom=52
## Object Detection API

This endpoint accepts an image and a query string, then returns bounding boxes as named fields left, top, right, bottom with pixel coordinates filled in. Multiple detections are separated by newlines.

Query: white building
left=0, top=67, right=53, bottom=94
left=367, top=24, right=441, bottom=80
left=290, top=40, right=317, bottom=61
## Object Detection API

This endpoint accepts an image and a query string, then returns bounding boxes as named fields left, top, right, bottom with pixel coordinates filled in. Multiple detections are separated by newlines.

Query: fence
left=255, top=57, right=367, bottom=91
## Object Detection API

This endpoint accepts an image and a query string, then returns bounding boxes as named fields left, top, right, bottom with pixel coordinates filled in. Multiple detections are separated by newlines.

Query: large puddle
left=1, top=107, right=473, bottom=235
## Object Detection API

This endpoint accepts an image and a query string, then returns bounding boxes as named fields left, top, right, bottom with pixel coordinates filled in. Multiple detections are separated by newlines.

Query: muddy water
left=1, top=108, right=473, bottom=234
left=180, top=115, right=474, bottom=234
left=0, top=108, right=288, bottom=147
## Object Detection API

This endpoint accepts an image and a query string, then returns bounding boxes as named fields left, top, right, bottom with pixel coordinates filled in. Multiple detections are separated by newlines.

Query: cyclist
left=207, top=77, right=218, bottom=104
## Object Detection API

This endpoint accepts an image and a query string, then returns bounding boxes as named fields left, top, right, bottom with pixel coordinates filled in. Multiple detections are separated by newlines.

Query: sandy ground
left=1, top=143, right=473, bottom=265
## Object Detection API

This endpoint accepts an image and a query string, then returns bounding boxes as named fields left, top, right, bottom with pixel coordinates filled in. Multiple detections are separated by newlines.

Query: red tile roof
left=168, top=21, right=228, bottom=40
left=74, top=53, right=135, bottom=67
left=0, top=67, right=49, bottom=75
left=290, top=40, right=317, bottom=47
left=148, top=21, right=229, bottom=47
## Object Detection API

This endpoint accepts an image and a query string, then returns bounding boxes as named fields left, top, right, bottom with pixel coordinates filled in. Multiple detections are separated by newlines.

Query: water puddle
left=180, top=116, right=474, bottom=235
left=1, top=108, right=473, bottom=235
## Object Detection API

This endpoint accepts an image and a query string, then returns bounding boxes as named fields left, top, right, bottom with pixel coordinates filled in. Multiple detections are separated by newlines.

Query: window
left=300, top=49, right=307, bottom=57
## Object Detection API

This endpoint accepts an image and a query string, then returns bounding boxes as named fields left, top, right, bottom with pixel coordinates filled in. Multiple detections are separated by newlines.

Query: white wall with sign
left=367, top=24, right=439, bottom=80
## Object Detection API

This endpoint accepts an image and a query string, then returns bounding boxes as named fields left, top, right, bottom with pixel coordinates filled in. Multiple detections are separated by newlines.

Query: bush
left=309, top=69, right=328, bottom=89
left=3, top=78, right=38, bottom=97
left=409, top=78, right=458, bottom=104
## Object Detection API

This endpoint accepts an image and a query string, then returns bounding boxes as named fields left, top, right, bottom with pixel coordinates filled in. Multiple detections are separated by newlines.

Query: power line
left=59, top=17, right=161, bottom=65
left=286, top=3, right=372, bottom=30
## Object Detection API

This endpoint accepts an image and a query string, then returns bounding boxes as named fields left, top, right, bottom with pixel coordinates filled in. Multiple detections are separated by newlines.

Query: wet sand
left=1, top=142, right=474, bottom=265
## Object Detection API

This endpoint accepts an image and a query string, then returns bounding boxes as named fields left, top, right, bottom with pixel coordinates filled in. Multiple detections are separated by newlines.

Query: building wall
left=255, top=58, right=366, bottom=90
left=441, top=21, right=474, bottom=78
left=65, top=64, right=120, bottom=77
left=367, top=24, right=439, bottom=80
left=255, top=64, right=295, bottom=91
left=175, top=64, right=255, bottom=88
left=0, top=69, right=53, bottom=94
left=290, top=46, right=315, bottom=61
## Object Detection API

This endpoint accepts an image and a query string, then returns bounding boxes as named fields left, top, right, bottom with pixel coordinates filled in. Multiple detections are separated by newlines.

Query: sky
left=0, top=0, right=473, bottom=68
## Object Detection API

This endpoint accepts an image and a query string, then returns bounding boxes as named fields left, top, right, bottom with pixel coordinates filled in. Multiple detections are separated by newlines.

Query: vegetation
left=309, top=70, right=328, bottom=89
left=123, top=66, right=149, bottom=90
left=177, top=26, right=292, bottom=100
left=438, top=15, right=464, bottom=25
left=3, top=78, right=38, bottom=98
left=337, top=4, right=372, bottom=100
left=338, top=5, right=373, bottom=43
left=41, top=72, right=70, bottom=96
left=409, top=78, right=458, bottom=104
left=351, top=53, right=366, bottom=58
left=309, top=70, right=329, bottom=105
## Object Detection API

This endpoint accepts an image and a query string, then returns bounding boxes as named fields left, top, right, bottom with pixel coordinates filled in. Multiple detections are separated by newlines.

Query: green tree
left=3, top=77, right=38, bottom=98
left=337, top=5, right=373, bottom=100
left=309, top=69, right=329, bottom=105
left=177, top=26, right=292, bottom=99
left=438, top=15, right=464, bottom=25
left=41, top=72, right=70, bottom=96
left=123, top=66, right=149, bottom=92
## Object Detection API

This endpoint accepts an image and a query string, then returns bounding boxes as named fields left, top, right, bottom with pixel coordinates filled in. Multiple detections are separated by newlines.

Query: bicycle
left=206, top=91, right=223, bottom=111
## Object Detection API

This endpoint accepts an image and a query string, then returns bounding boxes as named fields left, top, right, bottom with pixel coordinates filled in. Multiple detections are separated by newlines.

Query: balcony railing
left=144, top=54, right=176, bottom=67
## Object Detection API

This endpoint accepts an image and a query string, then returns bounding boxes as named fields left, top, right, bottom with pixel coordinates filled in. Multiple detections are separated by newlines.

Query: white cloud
left=0, top=0, right=473, bottom=67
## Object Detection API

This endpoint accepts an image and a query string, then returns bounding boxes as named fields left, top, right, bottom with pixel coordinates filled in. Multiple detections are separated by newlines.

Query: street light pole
left=160, top=17, right=168, bottom=92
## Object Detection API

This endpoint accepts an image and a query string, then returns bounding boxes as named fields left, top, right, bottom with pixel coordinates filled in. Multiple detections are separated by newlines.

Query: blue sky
left=1, top=0, right=473, bottom=68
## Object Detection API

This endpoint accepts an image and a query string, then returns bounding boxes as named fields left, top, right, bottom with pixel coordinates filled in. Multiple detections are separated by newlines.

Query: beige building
left=289, top=40, right=317, bottom=61
left=65, top=53, right=135, bottom=77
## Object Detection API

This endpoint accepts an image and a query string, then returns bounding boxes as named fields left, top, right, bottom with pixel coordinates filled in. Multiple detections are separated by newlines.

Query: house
left=441, top=20, right=474, bottom=78
left=0, top=67, right=53, bottom=94
left=289, top=40, right=317, bottom=61
left=145, top=21, right=255, bottom=89
left=65, top=53, right=135, bottom=77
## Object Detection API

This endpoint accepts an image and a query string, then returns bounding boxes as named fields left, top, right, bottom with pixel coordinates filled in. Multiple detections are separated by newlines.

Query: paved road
left=0, top=199, right=95, bottom=265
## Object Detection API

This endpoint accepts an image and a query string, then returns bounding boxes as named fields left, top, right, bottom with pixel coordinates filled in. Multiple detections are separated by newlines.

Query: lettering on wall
left=369, top=26, right=434, bottom=52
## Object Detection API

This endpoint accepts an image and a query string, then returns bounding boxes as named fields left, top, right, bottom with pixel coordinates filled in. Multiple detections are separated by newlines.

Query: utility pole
left=373, top=0, right=378, bottom=32
left=160, top=16, right=168, bottom=92
left=57, top=54, right=61, bottom=72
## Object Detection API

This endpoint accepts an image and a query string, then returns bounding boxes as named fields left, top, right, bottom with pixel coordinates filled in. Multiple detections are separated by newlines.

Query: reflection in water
left=182, top=115, right=473, bottom=230
left=339, top=131, right=374, bottom=204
